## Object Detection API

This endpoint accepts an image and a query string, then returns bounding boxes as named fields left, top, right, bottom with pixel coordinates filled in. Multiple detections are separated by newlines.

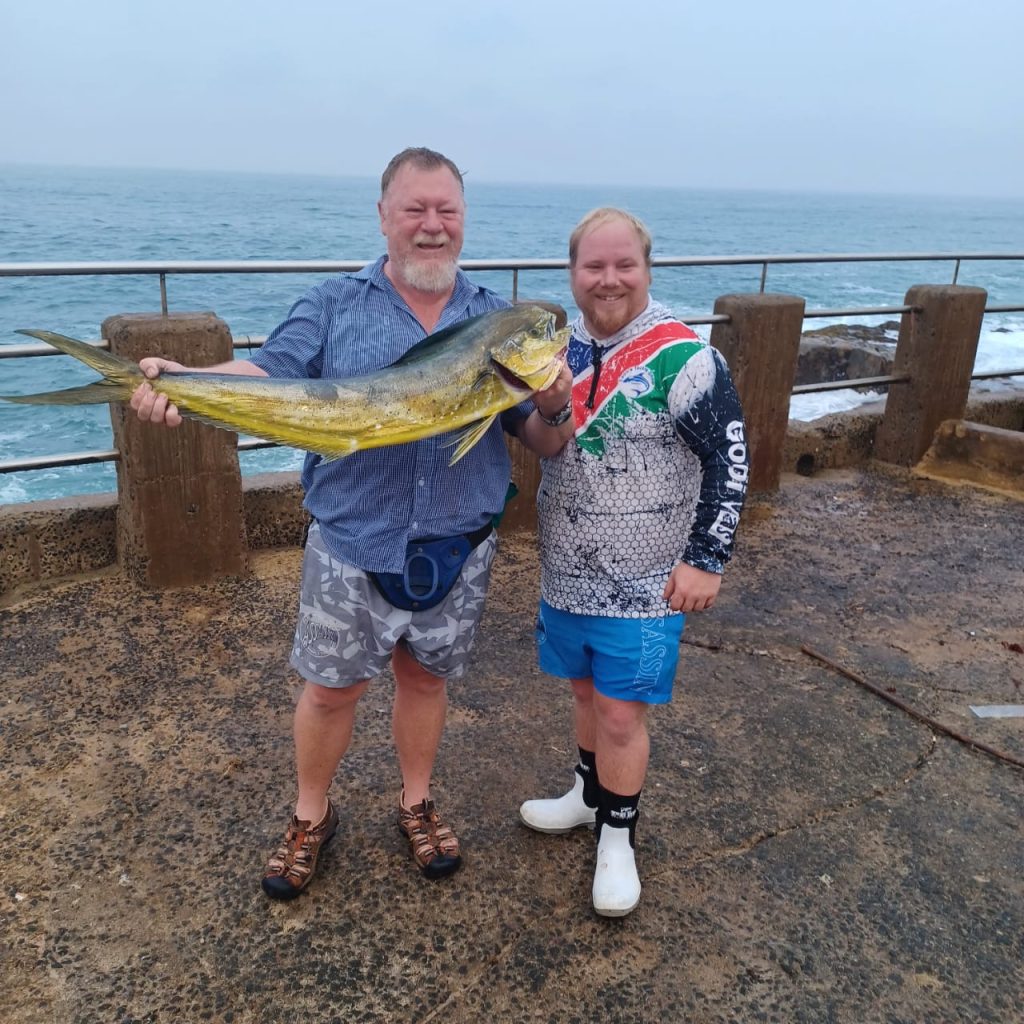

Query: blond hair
left=568, top=207, right=652, bottom=267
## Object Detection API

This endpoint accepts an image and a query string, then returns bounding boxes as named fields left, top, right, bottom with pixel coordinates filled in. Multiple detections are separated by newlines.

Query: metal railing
left=3, top=251, right=1023, bottom=307
left=2, top=252, right=1023, bottom=476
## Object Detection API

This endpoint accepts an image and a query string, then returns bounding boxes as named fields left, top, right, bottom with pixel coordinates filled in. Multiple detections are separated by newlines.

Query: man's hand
left=663, top=563, right=722, bottom=613
left=129, top=358, right=186, bottom=427
left=533, top=361, right=573, bottom=421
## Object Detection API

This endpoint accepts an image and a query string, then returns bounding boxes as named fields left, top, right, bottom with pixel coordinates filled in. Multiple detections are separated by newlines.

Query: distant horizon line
left=2, top=159, right=1021, bottom=205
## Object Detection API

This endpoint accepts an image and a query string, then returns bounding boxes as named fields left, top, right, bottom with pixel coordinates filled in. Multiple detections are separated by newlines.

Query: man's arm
left=664, top=345, right=749, bottom=612
left=130, top=357, right=267, bottom=427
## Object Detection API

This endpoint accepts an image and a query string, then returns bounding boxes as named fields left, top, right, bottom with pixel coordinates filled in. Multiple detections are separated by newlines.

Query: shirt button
left=418, top=478, right=425, bottom=486
left=411, top=521, right=419, bottom=530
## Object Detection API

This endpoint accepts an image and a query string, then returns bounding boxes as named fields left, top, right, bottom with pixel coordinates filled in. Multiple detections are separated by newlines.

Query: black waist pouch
left=366, top=523, right=493, bottom=611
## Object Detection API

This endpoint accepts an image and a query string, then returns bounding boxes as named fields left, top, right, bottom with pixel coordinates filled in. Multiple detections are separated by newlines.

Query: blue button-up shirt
left=250, top=256, right=525, bottom=573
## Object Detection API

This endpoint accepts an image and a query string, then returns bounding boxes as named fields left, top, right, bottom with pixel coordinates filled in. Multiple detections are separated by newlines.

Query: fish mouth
left=491, top=354, right=562, bottom=394
left=492, top=360, right=535, bottom=393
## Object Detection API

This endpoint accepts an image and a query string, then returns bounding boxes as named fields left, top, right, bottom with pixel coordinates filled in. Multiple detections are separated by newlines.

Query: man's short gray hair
left=380, top=147, right=465, bottom=198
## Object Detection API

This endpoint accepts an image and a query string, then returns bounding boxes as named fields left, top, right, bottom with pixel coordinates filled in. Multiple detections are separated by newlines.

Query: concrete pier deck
left=2, top=467, right=1022, bottom=1024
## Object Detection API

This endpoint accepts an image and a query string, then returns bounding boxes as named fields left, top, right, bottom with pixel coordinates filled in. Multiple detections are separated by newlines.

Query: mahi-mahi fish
left=1, top=305, right=568, bottom=464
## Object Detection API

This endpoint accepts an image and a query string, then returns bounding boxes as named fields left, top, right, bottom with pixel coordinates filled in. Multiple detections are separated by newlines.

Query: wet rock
left=796, top=322, right=900, bottom=387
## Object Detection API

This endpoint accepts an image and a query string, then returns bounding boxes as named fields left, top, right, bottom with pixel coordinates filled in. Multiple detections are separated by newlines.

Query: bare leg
left=293, top=677, right=369, bottom=822
left=592, top=691, right=649, bottom=796
left=392, top=642, right=447, bottom=807
left=570, top=677, right=597, bottom=752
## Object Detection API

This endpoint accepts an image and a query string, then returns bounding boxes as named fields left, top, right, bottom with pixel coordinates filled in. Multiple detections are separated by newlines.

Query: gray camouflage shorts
left=289, top=522, right=497, bottom=687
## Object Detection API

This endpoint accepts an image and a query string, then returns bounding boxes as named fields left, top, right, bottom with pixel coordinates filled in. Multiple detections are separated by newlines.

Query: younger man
left=519, top=208, right=748, bottom=916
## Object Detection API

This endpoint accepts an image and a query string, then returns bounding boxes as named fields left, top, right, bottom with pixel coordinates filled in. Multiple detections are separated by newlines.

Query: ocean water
left=1, top=164, right=1022, bottom=504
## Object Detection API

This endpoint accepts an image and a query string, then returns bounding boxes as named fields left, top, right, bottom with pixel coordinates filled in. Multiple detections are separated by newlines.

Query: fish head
left=488, top=305, right=569, bottom=396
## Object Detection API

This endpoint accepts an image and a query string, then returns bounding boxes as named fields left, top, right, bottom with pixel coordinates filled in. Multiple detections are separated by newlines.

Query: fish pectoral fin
left=470, top=369, right=492, bottom=392
left=445, top=413, right=498, bottom=465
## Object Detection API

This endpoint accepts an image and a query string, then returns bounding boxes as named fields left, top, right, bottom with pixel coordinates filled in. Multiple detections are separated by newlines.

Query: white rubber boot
left=592, top=824, right=641, bottom=917
left=519, top=772, right=597, bottom=834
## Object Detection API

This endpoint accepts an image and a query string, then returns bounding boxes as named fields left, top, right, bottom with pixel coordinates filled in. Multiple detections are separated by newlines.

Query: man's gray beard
left=396, top=257, right=459, bottom=294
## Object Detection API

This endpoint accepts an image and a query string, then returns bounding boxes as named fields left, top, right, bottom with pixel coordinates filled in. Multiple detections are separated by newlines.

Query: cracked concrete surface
left=1, top=467, right=1022, bottom=1023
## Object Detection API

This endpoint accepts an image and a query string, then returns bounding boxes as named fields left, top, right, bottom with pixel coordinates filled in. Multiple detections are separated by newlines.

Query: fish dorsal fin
left=392, top=311, right=495, bottom=365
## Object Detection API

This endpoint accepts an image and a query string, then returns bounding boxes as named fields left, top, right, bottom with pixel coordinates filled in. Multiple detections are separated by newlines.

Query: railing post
left=710, top=293, right=806, bottom=493
left=103, top=312, right=250, bottom=587
left=874, top=285, right=988, bottom=466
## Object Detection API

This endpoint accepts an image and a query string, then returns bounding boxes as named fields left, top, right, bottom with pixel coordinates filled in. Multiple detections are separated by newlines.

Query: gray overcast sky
left=2, top=0, right=1022, bottom=197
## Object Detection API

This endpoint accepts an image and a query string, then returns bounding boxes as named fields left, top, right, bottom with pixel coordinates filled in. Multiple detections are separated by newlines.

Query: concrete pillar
left=103, top=313, right=249, bottom=587
left=710, top=293, right=806, bottom=493
left=874, top=285, right=988, bottom=466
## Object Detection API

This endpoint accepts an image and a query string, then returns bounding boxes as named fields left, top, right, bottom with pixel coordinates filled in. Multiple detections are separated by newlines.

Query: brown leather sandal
left=261, top=799, right=339, bottom=900
left=398, top=794, right=462, bottom=879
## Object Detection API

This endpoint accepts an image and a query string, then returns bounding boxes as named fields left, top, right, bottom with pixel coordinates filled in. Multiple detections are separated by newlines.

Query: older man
left=131, top=147, right=574, bottom=899
left=519, top=208, right=748, bottom=916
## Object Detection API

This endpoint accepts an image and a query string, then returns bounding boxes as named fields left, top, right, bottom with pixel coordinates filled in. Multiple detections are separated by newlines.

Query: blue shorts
left=535, top=599, right=685, bottom=704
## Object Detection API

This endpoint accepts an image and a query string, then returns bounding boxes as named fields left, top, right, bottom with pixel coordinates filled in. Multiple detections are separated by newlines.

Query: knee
left=570, top=678, right=594, bottom=709
left=595, top=698, right=645, bottom=747
left=393, top=645, right=445, bottom=697
left=301, top=680, right=366, bottom=714
left=394, top=667, right=445, bottom=699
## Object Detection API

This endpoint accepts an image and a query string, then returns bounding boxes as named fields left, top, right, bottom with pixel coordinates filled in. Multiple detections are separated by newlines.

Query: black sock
left=596, top=784, right=641, bottom=847
left=575, top=747, right=599, bottom=808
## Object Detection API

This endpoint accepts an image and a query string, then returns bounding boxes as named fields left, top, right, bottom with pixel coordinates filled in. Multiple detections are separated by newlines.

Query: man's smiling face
left=379, top=164, right=465, bottom=295
left=570, top=217, right=652, bottom=339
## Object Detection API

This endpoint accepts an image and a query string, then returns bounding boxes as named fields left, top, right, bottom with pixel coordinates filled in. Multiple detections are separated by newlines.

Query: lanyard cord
left=586, top=342, right=603, bottom=409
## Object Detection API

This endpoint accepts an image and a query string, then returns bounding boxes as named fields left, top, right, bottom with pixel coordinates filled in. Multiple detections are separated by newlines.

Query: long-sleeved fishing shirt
left=537, top=300, right=748, bottom=618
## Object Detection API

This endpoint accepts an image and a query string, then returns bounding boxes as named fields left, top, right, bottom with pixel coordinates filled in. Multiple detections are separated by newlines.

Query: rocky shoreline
left=796, top=321, right=900, bottom=388
left=786, top=320, right=1024, bottom=475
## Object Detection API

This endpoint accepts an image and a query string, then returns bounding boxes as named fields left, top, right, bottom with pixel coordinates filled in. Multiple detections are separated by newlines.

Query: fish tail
left=0, top=382, right=130, bottom=405
left=0, top=330, right=141, bottom=405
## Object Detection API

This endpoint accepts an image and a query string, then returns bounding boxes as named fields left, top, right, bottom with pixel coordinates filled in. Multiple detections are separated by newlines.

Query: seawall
left=2, top=384, right=1023, bottom=603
